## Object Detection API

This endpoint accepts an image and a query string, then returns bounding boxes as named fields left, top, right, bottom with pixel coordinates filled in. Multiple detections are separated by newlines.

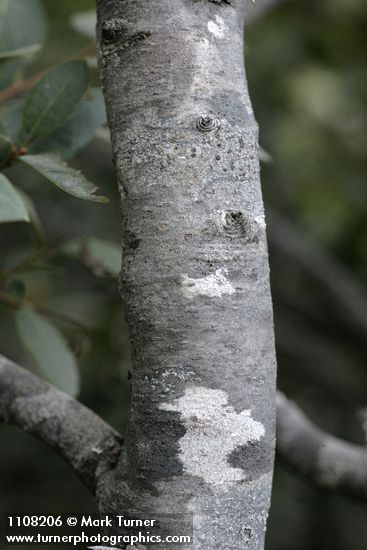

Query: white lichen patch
left=254, top=214, right=266, bottom=229
left=159, top=387, right=265, bottom=485
left=181, top=268, right=235, bottom=300
left=207, top=15, right=225, bottom=39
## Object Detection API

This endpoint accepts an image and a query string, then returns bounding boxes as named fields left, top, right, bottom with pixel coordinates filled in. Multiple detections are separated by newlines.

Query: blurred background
left=0, top=0, right=366, bottom=548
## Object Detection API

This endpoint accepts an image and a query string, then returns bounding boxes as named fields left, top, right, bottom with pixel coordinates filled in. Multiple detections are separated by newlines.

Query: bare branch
left=268, top=209, right=367, bottom=339
left=0, top=354, right=123, bottom=493
left=276, top=391, right=367, bottom=501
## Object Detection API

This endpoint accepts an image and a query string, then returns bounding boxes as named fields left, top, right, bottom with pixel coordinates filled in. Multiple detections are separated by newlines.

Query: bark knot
left=196, top=114, right=221, bottom=133
left=216, top=211, right=265, bottom=241
left=222, top=211, right=247, bottom=237
left=129, top=31, right=151, bottom=47
left=102, top=18, right=127, bottom=43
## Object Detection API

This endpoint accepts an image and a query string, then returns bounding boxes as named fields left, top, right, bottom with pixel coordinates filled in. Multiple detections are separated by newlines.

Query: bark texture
left=0, top=354, right=122, bottom=492
left=97, top=1, right=277, bottom=548
left=277, top=392, right=367, bottom=501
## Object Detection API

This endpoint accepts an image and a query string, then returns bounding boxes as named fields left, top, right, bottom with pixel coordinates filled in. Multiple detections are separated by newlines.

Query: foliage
left=21, top=61, right=89, bottom=144
left=0, top=0, right=47, bottom=58
left=0, top=0, right=120, bottom=400
left=16, top=306, right=80, bottom=395
left=0, top=173, right=29, bottom=222
left=0, top=1, right=366, bottom=549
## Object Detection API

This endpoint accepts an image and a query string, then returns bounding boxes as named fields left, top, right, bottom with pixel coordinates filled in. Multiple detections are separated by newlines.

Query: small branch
left=0, top=72, right=43, bottom=105
left=0, top=354, right=123, bottom=493
left=0, top=292, right=88, bottom=330
left=0, top=44, right=96, bottom=104
left=268, top=209, right=367, bottom=340
left=276, top=391, right=367, bottom=501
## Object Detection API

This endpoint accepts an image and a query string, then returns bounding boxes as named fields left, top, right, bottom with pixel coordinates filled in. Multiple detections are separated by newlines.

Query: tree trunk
left=96, top=1, right=277, bottom=548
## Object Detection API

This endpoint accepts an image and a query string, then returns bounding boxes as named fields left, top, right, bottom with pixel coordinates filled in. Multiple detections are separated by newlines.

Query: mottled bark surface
left=0, top=355, right=122, bottom=493
left=96, top=1, right=277, bottom=548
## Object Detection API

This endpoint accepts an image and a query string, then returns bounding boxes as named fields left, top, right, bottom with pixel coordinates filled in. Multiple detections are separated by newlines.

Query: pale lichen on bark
left=160, top=386, right=265, bottom=485
left=181, top=268, right=236, bottom=299
left=207, top=15, right=226, bottom=38
left=96, top=0, right=277, bottom=547
left=2, top=3, right=367, bottom=547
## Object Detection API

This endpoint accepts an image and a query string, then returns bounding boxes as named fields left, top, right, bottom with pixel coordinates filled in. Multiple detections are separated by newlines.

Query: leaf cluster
left=0, top=1, right=122, bottom=396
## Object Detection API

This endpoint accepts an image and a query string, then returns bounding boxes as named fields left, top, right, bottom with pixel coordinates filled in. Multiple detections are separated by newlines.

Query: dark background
left=0, top=0, right=366, bottom=548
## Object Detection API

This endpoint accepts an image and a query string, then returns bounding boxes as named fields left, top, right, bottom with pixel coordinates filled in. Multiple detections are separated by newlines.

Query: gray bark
left=96, top=1, right=277, bottom=548
left=0, top=354, right=122, bottom=493
left=277, top=392, right=367, bottom=501
left=3, top=355, right=367, bottom=516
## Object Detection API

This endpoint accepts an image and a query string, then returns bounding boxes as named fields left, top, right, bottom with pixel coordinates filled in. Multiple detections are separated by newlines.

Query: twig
left=268, top=209, right=367, bottom=339
left=0, top=44, right=96, bottom=104
left=0, top=291, right=88, bottom=330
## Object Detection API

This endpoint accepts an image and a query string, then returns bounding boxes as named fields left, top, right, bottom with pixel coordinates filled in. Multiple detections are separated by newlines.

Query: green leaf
left=0, top=43, right=41, bottom=61
left=0, top=173, right=29, bottom=223
left=15, top=187, right=44, bottom=243
left=96, top=127, right=111, bottom=143
left=80, top=238, right=122, bottom=277
left=9, top=279, right=26, bottom=300
left=63, top=237, right=121, bottom=277
left=0, top=0, right=47, bottom=55
left=0, top=133, right=12, bottom=166
left=29, top=87, right=107, bottom=159
left=70, top=10, right=96, bottom=40
left=16, top=307, right=80, bottom=396
left=21, top=61, right=89, bottom=144
left=0, top=58, right=23, bottom=90
left=20, top=153, right=108, bottom=203
left=0, top=99, right=23, bottom=143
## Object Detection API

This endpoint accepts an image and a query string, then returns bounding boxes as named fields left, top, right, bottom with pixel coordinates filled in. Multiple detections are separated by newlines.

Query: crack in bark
left=208, top=0, right=231, bottom=5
